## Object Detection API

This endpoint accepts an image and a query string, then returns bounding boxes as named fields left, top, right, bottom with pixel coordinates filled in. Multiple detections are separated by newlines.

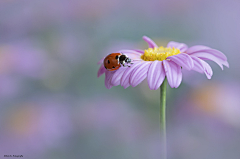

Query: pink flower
left=98, top=36, right=229, bottom=90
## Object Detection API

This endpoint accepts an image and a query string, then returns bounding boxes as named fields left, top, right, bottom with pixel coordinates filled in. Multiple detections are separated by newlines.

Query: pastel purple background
left=0, top=0, right=239, bottom=159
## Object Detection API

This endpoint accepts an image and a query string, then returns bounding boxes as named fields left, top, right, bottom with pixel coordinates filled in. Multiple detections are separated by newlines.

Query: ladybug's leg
left=123, top=64, right=130, bottom=67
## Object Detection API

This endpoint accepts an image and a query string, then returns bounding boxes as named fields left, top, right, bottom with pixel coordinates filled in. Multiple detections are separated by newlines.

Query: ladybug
left=104, top=53, right=132, bottom=71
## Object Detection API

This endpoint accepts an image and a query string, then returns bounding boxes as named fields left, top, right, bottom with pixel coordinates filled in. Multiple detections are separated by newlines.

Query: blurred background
left=0, top=0, right=239, bottom=159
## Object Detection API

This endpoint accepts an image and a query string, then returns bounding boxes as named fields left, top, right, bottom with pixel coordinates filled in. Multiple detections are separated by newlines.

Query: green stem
left=160, top=77, right=167, bottom=159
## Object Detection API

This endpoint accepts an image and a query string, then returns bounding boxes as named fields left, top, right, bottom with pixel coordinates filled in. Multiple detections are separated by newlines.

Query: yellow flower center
left=141, top=46, right=181, bottom=61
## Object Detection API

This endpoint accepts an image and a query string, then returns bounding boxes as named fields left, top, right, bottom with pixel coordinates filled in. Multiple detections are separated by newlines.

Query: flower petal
left=97, top=64, right=106, bottom=77
left=186, top=45, right=211, bottom=53
left=133, top=49, right=144, bottom=54
left=105, top=71, right=115, bottom=89
left=167, top=53, right=194, bottom=70
left=147, top=61, right=165, bottom=90
left=191, top=56, right=213, bottom=79
left=143, top=36, right=158, bottom=48
left=191, top=60, right=204, bottom=73
left=187, top=46, right=229, bottom=70
left=167, top=41, right=188, bottom=52
left=97, top=56, right=105, bottom=65
left=118, top=50, right=143, bottom=55
left=120, top=61, right=142, bottom=89
left=111, top=67, right=127, bottom=86
left=119, top=51, right=142, bottom=61
left=163, top=60, right=182, bottom=88
left=130, top=61, right=150, bottom=87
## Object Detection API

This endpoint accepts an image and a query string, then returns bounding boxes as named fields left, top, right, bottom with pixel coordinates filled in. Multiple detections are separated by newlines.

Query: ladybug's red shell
left=104, top=53, right=121, bottom=71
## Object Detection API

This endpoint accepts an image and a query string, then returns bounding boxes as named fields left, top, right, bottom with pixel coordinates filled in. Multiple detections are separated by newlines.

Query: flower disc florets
left=141, top=47, right=181, bottom=61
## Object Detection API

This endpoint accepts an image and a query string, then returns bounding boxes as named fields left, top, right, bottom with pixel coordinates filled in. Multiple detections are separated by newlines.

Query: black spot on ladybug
left=115, top=55, right=118, bottom=59
left=108, top=60, right=110, bottom=64
left=104, top=66, right=107, bottom=69
left=112, top=66, right=115, bottom=68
